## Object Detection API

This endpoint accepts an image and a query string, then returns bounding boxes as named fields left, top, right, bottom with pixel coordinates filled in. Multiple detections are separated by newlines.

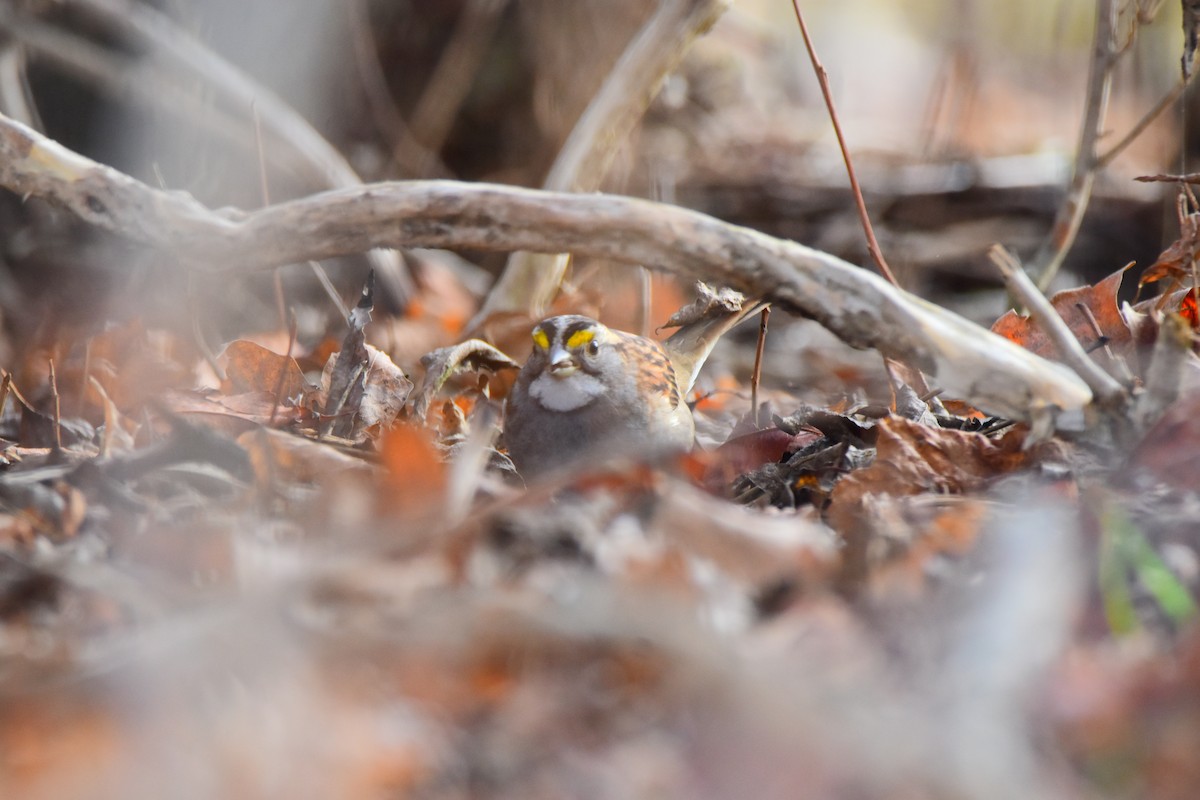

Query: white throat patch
left=529, top=372, right=605, bottom=412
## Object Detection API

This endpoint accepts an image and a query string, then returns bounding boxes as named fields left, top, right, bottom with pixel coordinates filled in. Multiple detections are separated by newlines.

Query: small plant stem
left=789, top=1, right=898, bottom=287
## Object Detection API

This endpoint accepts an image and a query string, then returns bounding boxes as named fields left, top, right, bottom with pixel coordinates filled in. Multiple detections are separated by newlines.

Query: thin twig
left=188, top=273, right=225, bottom=384
left=990, top=245, right=1126, bottom=410
left=1136, top=172, right=1200, bottom=183
left=1096, top=74, right=1192, bottom=168
left=0, top=372, right=11, bottom=422
left=269, top=311, right=299, bottom=428
left=1031, top=0, right=1118, bottom=291
left=1073, top=300, right=1134, bottom=384
left=253, top=102, right=289, bottom=334
left=751, top=306, right=770, bottom=427
left=789, top=0, right=897, bottom=287
left=308, top=261, right=352, bottom=320
left=638, top=267, right=652, bottom=338
left=48, top=358, right=62, bottom=451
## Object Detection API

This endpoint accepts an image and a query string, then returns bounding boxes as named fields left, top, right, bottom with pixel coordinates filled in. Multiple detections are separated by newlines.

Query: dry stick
left=269, top=312, right=299, bottom=428
left=1137, top=172, right=1200, bottom=183
left=0, top=44, right=40, bottom=129
left=188, top=273, right=225, bottom=383
left=1095, top=74, right=1192, bottom=169
left=1073, top=300, right=1134, bottom=385
left=989, top=245, right=1126, bottom=410
left=750, top=306, right=770, bottom=427
left=308, top=261, right=352, bottom=320
left=1136, top=311, right=1192, bottom=429
left=0, top=373, right=10, bottom=422
left=0, top=111, right=1092, bottom=423
left=48, top=359, right=62, bottom=451
left=1031, top=0, right=1118, bottom=291
left=789, top=0, right=897, bottom=287
left=639, top=268, right=652, bottom=338
left=253, top=103, right=289, bottom=335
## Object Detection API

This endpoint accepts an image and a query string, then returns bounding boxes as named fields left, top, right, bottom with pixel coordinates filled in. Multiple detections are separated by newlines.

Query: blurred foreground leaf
left=1099, top=501, right=1198, bottom=636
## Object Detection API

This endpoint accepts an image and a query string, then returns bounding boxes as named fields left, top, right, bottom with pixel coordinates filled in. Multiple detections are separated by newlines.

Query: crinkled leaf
left=660, top=282, right=746, bottom=331
left=221, top=340, right=309, bottom=399
left=992, top=267, right=1132, bottom=358
left=412, top=340, right=519, bottom=420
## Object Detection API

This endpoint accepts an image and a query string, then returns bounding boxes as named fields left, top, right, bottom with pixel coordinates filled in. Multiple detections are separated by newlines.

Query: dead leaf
left=1140, top=192, right=1200, bottom=289
left=323, top=272, right=376, bottom=439
left=659, top=282, right=746, bottom=331
left=827, top=417, right=1054, bottom=535
left=379, top=424, right=446, bottom=516
left=411, top=340, right=519, bottom=420
left=238, top=428, right=376, bottom=487
left=1128, top=392, right=1200, bottom=490
left=220, top=340, right=309, bottom=399
left=163, top=389, right=302, bottom=434
left=992, top=267, right=1132, bottom=358
left=322, top=345, right=414, bottom=437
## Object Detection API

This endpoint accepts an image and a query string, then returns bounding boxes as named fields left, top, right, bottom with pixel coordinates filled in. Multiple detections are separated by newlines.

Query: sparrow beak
left=548, top=344, right=578, bottom=377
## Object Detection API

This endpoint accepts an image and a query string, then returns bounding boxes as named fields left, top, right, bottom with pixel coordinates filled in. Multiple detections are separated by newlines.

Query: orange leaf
left=379, top=424, right=446, bottom=515
left=220, top=340, right=308, bottom=398
left=991, top=267, right=1131, bottom=358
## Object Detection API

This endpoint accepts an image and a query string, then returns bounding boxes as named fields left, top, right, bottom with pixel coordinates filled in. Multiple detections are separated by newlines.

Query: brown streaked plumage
left=503, top=301, right=757, bottom=479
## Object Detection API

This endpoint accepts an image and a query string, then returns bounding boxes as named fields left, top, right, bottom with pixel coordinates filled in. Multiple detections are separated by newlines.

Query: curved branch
left=0, top=111, right=1092, bottom=424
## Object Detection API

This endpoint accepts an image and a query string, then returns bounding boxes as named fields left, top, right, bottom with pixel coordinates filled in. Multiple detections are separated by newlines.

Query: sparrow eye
left=586, top=340, right=600, bottom=356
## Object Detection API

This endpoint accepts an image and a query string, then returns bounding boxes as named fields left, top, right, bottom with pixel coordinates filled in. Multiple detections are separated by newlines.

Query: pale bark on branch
left=0, top=112, right=1092, bottom=424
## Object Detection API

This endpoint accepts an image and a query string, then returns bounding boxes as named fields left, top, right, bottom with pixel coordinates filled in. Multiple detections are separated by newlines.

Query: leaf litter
left=3, top=10, right=1200, bottom=800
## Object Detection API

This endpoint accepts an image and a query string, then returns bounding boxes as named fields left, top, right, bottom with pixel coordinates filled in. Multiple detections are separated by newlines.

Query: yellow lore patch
left=532, top=328, right=550, bottom=350
left=566, top=329, right=595, bottom=350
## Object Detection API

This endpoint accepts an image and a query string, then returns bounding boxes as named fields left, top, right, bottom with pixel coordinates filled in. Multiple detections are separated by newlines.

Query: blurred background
left=1, top=4, right=1198, bottom=800
left=0, top=0, right=1187, bottom=345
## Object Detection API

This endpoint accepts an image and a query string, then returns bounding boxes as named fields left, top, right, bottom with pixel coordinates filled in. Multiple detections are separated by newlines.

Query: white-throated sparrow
left=503, top=294, right=757, bottom=478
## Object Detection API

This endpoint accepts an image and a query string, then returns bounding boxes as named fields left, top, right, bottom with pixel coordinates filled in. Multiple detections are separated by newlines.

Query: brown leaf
left=238, top=428, right=376, bottom=487
left=412, top=340, right=518, bottom=420
left=827, top=417, right=1048, bottom=535
left=687, top=426, right=823, bottom=495
left=220, top=340, right=309, bottom=399
left=321, top=345, right=414, bottom=438
left=162, top=389, right=301, bottom=434
left=659, top=282, right=746, bottom=331
left=379, top=424, right=446, bottom=515
left=991, top=267, right=1132, bottom=358
left=1140, top=196, right=1200, bottom=288
left=1129, top=391, right=1200, bottom=490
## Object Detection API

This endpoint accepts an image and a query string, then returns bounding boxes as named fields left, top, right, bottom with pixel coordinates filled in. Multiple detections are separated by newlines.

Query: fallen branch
left=0, top=111, right=1092, bottom=424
